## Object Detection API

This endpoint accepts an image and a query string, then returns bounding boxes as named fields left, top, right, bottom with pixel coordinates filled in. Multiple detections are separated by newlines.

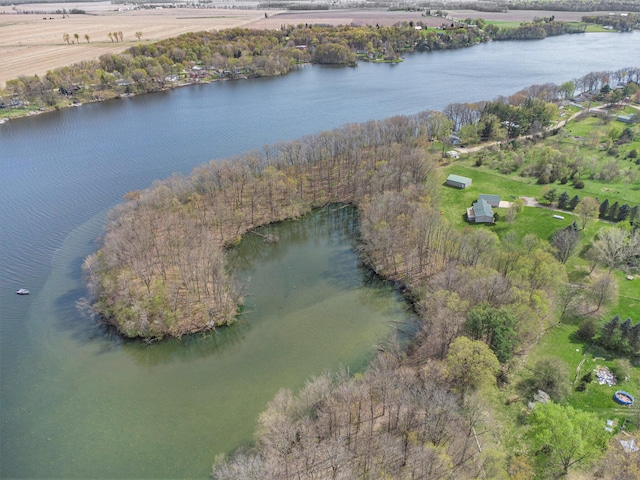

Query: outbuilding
left=478, top=194, right=501, bottom=207
left=446, top=174, right=472, bottom=189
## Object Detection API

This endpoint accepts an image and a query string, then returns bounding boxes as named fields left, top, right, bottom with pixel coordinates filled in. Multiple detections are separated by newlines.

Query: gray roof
left=446, top=174, right=471, bottom=184
left=479, top=194, right=500, bottom=203
left=473, top=198, right=493, bottom=217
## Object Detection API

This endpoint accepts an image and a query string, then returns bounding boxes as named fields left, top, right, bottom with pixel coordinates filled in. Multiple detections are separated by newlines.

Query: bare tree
left=585, top=272, right=618, bottom=313
left=592, top=227, right=640, bottom=273
left=550, top=224, right=580, bottom=264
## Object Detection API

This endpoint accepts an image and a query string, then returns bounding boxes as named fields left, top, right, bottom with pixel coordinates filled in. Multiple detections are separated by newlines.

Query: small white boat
left=16, top=288, right=30, bottom=295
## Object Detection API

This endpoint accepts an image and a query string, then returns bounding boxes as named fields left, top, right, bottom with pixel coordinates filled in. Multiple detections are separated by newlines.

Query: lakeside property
left=2, top=27, right=640, bottom=478
left=5, top=4, right=629, bottom=121
left=1, top=2, right=617, bottom=87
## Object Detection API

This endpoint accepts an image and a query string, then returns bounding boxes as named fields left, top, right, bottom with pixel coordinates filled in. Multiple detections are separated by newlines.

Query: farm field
left=0, top=2, right=610, bottom=87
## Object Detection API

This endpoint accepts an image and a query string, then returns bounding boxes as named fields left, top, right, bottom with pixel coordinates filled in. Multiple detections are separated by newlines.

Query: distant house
left=446, top=174, right=472, bottom=189
left=467, top=198, right=494, bottom=223
left=478, top=194, right=500, bottom=207
left=617, top=114, right=636, bottom=124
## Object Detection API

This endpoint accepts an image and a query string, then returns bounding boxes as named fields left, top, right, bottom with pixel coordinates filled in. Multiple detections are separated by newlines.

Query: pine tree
left=617, top=203, right=630, bottom=222
left=558, top=191, right=570, bottom=210
left=565, top=220, right=579, bottom=232
left=620, top=317, right=632, bottom=340
left=599, top=198, right=609, bottom=219
left=609, top=201, right=619, bottom=221
left=627, top=323, right=640, bottom=354
left=600, top=314, right=621, bottom=349
left=629, top=205, right=639, bottom=225
left=569, top=195, right=580, bottom=210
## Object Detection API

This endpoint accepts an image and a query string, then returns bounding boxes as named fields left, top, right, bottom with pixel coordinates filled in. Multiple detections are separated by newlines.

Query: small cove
left=2, top=206, right=414, bottom=479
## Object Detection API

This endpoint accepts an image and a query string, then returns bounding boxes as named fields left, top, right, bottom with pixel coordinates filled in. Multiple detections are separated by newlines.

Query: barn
left=445, top=174, right=472, bottom=189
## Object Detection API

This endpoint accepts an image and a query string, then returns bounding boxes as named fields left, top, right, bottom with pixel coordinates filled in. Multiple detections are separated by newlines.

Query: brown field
left=0, top=2, right=600, bottom=87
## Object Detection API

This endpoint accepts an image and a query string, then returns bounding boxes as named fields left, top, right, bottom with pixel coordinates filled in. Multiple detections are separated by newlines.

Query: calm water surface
left=1, top=32, right=639, bottom=478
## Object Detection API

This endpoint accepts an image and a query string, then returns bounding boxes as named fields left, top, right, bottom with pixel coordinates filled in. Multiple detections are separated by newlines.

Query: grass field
left=524, top=322, right=640, bottom=428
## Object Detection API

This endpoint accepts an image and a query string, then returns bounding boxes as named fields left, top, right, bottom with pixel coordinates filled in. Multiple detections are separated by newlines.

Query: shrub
left=574, top=180, right=585, bottom=189
left=576, top=317, right=599, bottom=342
left=581, top=371, right=593, bottom=383
left=519, top=358, right=570, bottom=402
left=610, top=358, right=632, bottom=382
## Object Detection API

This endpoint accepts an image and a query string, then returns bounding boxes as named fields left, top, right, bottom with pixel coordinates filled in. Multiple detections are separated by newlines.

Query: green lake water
left=2, top=206, right=413, bottom=478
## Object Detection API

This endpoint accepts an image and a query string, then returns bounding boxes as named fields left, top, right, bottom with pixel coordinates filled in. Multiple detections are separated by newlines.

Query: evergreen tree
left=629, top=205, right=639, bottom=225
left=558, top=191, right=570, bottom=210
left=599, top=198, right=609, bottom=219
left=620, top=317, right=632, bottom=340
left=569, top=194, right=580, bottom=210
left=617, top=203, right=630, bottom=222
left=609, top=201, right=619, bottom=221
left=627, top=323, right=640, bottom=354
left=600, top=314, right=621, bottom=349
left=566, top=221, right=579, bottom=232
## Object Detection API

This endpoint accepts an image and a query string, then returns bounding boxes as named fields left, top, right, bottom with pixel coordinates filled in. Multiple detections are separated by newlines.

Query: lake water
left=1, top=32, right=639, bottom=478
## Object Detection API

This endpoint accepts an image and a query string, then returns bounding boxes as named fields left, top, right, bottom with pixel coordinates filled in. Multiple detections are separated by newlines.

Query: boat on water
left=16, top=288, right=30, bottom=295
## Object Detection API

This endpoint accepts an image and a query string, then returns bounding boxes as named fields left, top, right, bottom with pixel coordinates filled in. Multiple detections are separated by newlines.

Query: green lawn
left=614, top=271, right=640, bottom=321
left=454, top=108, right=640, bottom=209
left=584, top=25, right=612, bottom=33
left=484, top=20, right=524, bottom=28
left=522, top=323, right=639, bottom=429
left=438, top=103, right=640, bottom=457
left=441, top=156, right=639, bottom=431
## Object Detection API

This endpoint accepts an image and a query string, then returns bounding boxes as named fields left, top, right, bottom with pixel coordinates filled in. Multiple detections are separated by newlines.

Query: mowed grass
left=522, top=322, right=639, bottom=428
left=615, top=271, right=640, bottom=321
left=440, top=162, right=575, bottom=236
left=484, top=20, right=523, bottom=28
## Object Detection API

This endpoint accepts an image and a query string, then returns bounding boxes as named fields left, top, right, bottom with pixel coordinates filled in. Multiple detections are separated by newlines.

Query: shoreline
left=0, top=5, right=617, bottom=87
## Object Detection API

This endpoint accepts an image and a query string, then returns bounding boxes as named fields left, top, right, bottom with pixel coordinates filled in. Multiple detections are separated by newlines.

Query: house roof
left=447, top=174, right=471, bottom=184
left=473, top=198, right=493, bottom=217
left=479, top=194, right=500, bottom=203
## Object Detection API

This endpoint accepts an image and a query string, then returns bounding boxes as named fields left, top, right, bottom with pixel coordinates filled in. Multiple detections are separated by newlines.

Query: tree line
left=582, top=12, right=640, bottom=31
left=1, top=19, right=596, bottom=113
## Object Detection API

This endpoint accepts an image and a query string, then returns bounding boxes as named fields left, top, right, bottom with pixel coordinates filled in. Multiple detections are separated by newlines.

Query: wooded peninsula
left=81, top=60, right=640, bottom=476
